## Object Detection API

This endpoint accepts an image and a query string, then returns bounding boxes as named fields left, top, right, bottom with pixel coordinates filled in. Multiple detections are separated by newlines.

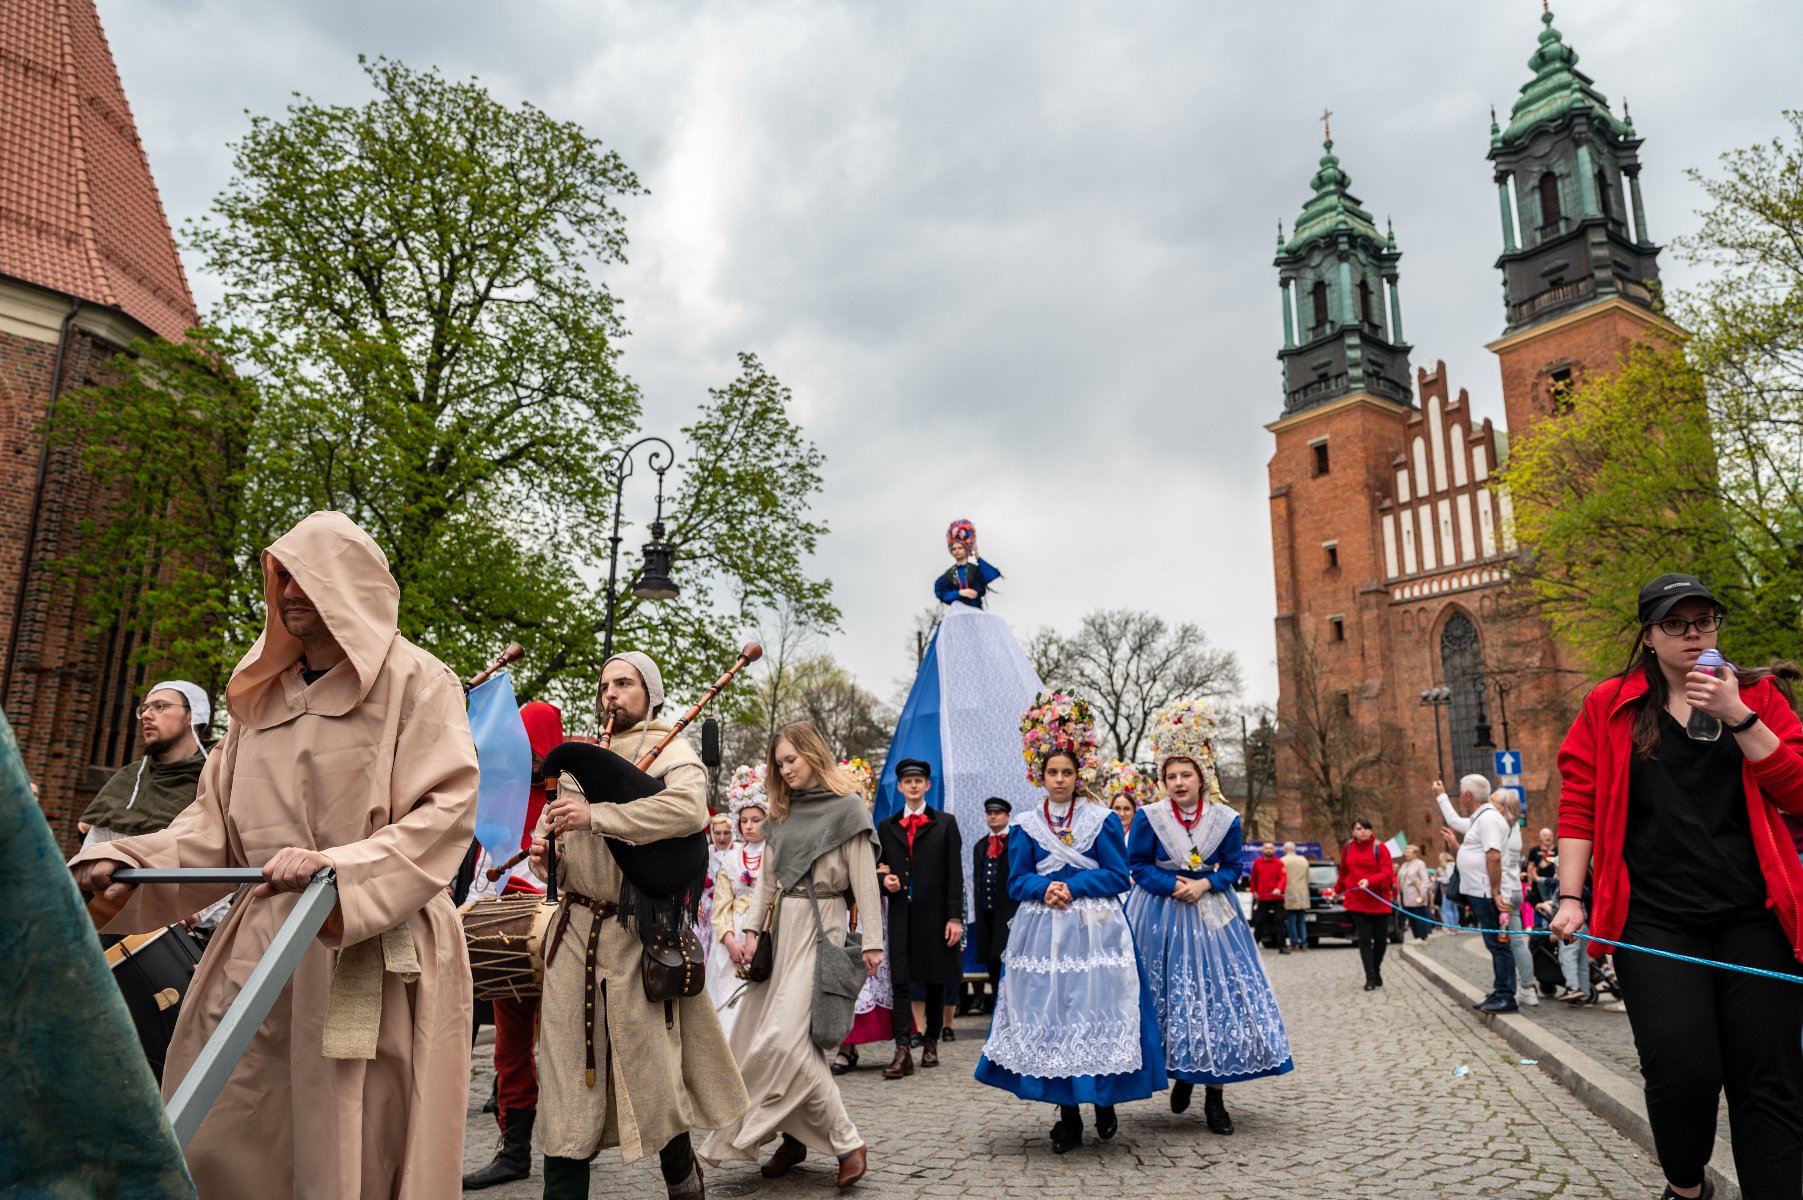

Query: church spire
left=1274, top=126, right=1411, bottom=415
left=1489, top=5, right=1660, bottom=332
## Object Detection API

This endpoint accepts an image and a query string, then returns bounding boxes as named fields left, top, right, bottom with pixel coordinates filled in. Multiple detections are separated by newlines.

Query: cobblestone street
left=462, top=942, right=1662, bottom=1198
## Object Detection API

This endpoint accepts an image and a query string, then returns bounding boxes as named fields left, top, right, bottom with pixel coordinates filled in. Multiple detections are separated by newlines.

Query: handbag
left=802, top=872, right=865, bottom=1050
left=745, top=892, right=777, bottom=983
left=641, top=923, right=706, bottom=1004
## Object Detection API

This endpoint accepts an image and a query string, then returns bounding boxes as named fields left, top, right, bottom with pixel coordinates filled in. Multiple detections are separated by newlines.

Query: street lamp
left=1491, top=678, right=1513, bottom=751
left=596, top=437, right=679, bottom=718
left=1419, top=686, right=1451, bottom=782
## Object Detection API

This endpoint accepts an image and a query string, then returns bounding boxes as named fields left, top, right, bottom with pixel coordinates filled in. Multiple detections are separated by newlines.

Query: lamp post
left=1492, top=678, right=1513, bottom=751
left=596, top=436, right=679, bottom=720
left=1419, top=686, right=1452, bottom=782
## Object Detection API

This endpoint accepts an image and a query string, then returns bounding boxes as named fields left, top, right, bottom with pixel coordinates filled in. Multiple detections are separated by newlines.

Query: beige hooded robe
left=535, top=718, right=750, bottom=1161
left=70, top=511, right=478, bottom=1200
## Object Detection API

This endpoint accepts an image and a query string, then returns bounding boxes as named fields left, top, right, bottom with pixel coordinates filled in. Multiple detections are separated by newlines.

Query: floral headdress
left=946, top=518, right=977, bottom=555
left=1149, top=698, right=1226, bottom=801
left=1019, top=690, right=1101, bottom=787
left=839, top=756, right=874, bottom=799
left=1099, top=759, right=1152, bottom=810
left=726, top=763, right=769, bottom=818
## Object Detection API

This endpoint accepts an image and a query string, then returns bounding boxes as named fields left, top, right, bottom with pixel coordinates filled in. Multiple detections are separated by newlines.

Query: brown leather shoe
left=881, top=1045, right=914, bottom=1080
left=836, top=1145, right=868, bottom=1188
left=919, top=1035, right=940, bottom=1068
left=761, top=1134, right=807, bottom=1178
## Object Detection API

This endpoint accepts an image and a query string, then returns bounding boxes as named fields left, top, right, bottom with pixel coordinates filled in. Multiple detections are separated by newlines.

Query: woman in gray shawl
left=699, top=721, right=884, bottom=1188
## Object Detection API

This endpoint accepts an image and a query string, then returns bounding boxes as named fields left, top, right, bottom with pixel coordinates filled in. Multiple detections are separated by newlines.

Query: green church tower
left=1274, top=129, right=1413, bottom=416
left=1489, top=7, right=1661, bottom=333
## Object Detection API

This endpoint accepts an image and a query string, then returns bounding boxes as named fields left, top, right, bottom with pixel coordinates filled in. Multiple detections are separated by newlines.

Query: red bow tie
left=900, top=812, right=928, bottom=829
left=986, top=833, right=1006, bottom=859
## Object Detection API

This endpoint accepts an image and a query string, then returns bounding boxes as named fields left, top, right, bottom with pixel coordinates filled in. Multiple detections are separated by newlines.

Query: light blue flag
left=468, top=671, right=533, bottom=865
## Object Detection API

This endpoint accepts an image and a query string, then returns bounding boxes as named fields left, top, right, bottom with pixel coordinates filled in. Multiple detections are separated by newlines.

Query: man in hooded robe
left=527, top=651, right=748, bottom=1200
left=70, top=510, right=479, bottom=1200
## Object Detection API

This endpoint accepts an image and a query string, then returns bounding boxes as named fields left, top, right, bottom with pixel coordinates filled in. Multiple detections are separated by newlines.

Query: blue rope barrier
left=1354, top=886, right=1803, bottom=986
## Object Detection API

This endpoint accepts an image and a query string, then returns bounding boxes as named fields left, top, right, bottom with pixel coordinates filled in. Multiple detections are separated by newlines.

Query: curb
left=1401, top=943, right=1741, bottom=1200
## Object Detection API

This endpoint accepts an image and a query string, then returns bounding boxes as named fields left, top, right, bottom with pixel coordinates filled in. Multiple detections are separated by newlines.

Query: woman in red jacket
left=1336, top=818, right=1394, bottom=991
left=1549, top=574, right=1803, bottom=1200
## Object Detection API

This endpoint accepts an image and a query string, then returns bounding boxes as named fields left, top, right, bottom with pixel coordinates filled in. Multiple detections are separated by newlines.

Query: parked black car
left=1259, top=861, right=1405, bottom=948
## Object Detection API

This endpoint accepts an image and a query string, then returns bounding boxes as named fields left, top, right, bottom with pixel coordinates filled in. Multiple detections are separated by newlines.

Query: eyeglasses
left=136, top=700, right=191, bottom=718
left=1654, top=613, right=1724, bottom=637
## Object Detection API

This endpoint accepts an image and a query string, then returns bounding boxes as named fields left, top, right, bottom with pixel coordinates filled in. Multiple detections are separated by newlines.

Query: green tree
left=1497, top=346, right=1740, bottom=678
left=55, top=59, right=833, bottom=713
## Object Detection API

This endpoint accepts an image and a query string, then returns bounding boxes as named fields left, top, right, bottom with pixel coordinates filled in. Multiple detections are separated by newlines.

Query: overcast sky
left=100, top=0, right=1802, bottom=709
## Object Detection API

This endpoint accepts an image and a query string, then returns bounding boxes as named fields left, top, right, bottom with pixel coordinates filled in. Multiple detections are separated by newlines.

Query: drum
left=461, top=893, right=554, bottom=1001
left=104, top=924, right=205, bottom=1082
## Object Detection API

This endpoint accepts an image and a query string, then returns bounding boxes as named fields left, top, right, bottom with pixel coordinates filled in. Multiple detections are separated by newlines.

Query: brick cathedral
left=0, top=0, right=199, bottom=842
left=1266, top=10, right=1684, bottom=848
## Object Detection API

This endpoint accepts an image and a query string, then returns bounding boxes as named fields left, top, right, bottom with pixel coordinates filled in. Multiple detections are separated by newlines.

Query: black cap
left=1638, top=573, right=1720, bottom=625
left=895, top=759, right=932, bottom=780
left=983, top=797, right=1012, bottom=814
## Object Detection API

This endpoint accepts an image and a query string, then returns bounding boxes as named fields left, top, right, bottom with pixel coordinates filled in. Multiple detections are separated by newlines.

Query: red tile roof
left=0, top=0, right=197, bottom=341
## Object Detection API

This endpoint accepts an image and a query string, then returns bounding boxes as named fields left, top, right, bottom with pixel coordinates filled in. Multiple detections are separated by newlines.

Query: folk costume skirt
left=1124, top=888, right=1293, bottom=1085
left=974, top=896, right=1165, bottom=1106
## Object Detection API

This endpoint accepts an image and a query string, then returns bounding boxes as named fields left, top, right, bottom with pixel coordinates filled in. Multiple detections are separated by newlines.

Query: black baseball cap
left=983, top=797, right=1012, bottom=814
left=895, top=759, right=932, bottom=780
left=1638, top=573, right=1720, bottom=625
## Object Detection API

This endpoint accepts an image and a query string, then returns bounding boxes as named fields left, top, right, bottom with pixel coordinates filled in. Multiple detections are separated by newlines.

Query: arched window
left=1310, top=280, right=1330, bottom=331
left=1595, top=167, right=1615, bottom=223
left=1358, top=278, right=1374, bottom=326
left=1439, top=612, right=1487, bottom=780
left=1538, top=172, right=1563, bottom=230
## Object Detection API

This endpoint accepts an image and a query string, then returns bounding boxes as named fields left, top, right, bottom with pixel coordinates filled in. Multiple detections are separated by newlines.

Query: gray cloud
left=100, top=0, right=1803, bottom=710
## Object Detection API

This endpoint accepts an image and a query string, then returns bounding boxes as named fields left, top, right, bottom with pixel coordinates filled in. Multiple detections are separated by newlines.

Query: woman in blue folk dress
left=976, top=693, right=1166, bottom=1153
left=934, top=518, right=1003, bottom=609
left=1126, top=698, right=1293, bottom=1137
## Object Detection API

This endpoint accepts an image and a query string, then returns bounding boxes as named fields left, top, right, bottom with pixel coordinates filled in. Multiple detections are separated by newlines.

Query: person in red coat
left=1247, top=842, right=1290, bottom=954
left=1548, top=574, right=1803, bottom=1200
left=1336, top=819, right=1394, bottom=990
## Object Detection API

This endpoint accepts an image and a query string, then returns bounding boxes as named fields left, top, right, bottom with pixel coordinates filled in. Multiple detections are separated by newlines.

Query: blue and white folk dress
left=975, top=800, right=1166, bottom=1105
left=1125, top=800, right=1293, bottom=1085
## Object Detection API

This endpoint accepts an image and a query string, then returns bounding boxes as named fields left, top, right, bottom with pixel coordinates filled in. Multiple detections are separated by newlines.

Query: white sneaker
left=1518, top=988, right=1540, bottom=1007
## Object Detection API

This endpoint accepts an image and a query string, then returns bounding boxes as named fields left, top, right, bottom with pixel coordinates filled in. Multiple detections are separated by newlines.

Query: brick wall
left=0, top=322, right=145, bottom=849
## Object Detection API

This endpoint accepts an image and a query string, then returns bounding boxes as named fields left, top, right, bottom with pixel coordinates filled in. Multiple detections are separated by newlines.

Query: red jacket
left=1249, top=854, right=1288, bottom=901
left=1336, top=837, right=1394, bottom=914
left=1557, top=672, right=1803, bottom=961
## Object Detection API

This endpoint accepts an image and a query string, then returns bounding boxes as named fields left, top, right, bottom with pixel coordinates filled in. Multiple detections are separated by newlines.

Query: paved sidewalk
left=462, top=943, right=1661, bottom=1197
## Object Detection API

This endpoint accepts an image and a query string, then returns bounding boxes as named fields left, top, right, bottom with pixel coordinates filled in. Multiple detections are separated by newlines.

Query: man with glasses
left=78, top=681, right=211, bottom=847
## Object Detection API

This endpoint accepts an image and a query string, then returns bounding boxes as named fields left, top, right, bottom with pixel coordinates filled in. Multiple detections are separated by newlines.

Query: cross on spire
left=1320, top=108, right=1333, bottom=141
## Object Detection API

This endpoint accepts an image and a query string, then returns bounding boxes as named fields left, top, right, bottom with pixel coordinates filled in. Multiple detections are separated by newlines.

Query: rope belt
left=323, top=924, right=421, bottom=1061
left=543, top=891, right=619, bottom=1087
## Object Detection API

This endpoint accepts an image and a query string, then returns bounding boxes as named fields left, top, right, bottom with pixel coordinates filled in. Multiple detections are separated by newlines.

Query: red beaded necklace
left=1043, top=796, right=1077, bottom=845
left=1171, top=796, right=1204, bottom=830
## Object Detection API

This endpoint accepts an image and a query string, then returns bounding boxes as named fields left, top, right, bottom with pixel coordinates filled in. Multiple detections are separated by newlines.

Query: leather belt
left=543, top=891, right=618, bottom=1088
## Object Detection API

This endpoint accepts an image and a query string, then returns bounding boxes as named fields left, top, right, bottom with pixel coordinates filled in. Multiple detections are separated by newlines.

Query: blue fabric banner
left=468, top=672, right=533, bottom=864
left=874, top=626, right=945, bottom=822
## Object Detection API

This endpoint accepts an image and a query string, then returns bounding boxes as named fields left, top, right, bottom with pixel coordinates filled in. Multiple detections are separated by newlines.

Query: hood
left=227, top=511, right=401, bottom=729
left=520, top=700, right=565, bottom=760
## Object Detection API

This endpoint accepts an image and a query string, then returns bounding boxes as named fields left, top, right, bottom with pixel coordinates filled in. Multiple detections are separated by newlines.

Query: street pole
left=593, top=435, right=677, bottom=728
left=1495, top=679, right=1513, bottom=751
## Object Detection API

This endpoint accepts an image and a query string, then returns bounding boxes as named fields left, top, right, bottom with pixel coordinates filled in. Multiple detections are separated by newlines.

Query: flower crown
left=1149, top=697, right=1221, bottom=785
left=726, top=763, right=769, bottom=818
left=1019, top=690, right=1101, bottom=787
left=839, top=756, right=874, bottom=799
left=947, top=518, right=977, bottom=553
left=1099, top=759, right=1152, bottom=809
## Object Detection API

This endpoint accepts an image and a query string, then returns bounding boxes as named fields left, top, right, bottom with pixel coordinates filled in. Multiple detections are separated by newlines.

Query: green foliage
left=1498, top=346, right=1740, bottom=678
left=56, top=59, right=832, bottom=713
left=49, top=333, right=263, bottom=697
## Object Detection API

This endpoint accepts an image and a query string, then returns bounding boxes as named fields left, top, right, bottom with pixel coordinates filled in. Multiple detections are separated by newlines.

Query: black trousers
left=1350, top=911, right=1389, bottom=984
left=1252, top=899, right=1285, bottom=946
left=1615, top=907, right=1803, bottom=1197
left=893, top=976, right=945, bottom=1041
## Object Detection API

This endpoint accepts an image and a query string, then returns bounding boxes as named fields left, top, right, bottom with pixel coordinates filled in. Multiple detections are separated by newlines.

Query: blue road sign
left=1494, top=749, right=1522, bottom=777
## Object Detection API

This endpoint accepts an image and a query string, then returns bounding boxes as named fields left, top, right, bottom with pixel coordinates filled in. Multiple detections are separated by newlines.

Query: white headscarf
left=120, top=679, right=211, bottom=813
left=603, top=651, right=665, bottom=712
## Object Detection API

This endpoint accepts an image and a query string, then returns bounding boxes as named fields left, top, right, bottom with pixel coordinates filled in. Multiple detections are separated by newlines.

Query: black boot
left=659, top=1133, right=704, bottom=1200
left=1093, top=1104, right=1118, bottom=1141
left=1203, top=1087, right=1234, bottom=1136
left=482, top=1079, right=498, bottom=1114
left=1049, top=1104, right=1084, bottom=1153
left=1170, top=1080, right=1194, bottom=1114
left=463, top=1108, right=534, bottom=1189
left=542, top=1154, right=590, bottom=1200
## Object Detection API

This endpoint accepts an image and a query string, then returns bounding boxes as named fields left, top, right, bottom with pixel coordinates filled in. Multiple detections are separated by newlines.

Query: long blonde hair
left=766, top=721, right=857, bottom=821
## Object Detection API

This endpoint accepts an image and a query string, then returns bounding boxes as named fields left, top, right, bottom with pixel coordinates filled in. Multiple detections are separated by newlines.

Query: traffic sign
left=1494, top=749, right=1522, bottom=777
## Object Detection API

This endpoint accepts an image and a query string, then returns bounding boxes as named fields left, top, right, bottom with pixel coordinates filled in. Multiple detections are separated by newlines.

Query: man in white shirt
left=1435, top=775, right=1518, bottom=1013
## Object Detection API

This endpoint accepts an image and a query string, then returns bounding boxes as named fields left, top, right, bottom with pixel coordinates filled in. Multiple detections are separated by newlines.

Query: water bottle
left=1686, top=648, right=1726, bottom=742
